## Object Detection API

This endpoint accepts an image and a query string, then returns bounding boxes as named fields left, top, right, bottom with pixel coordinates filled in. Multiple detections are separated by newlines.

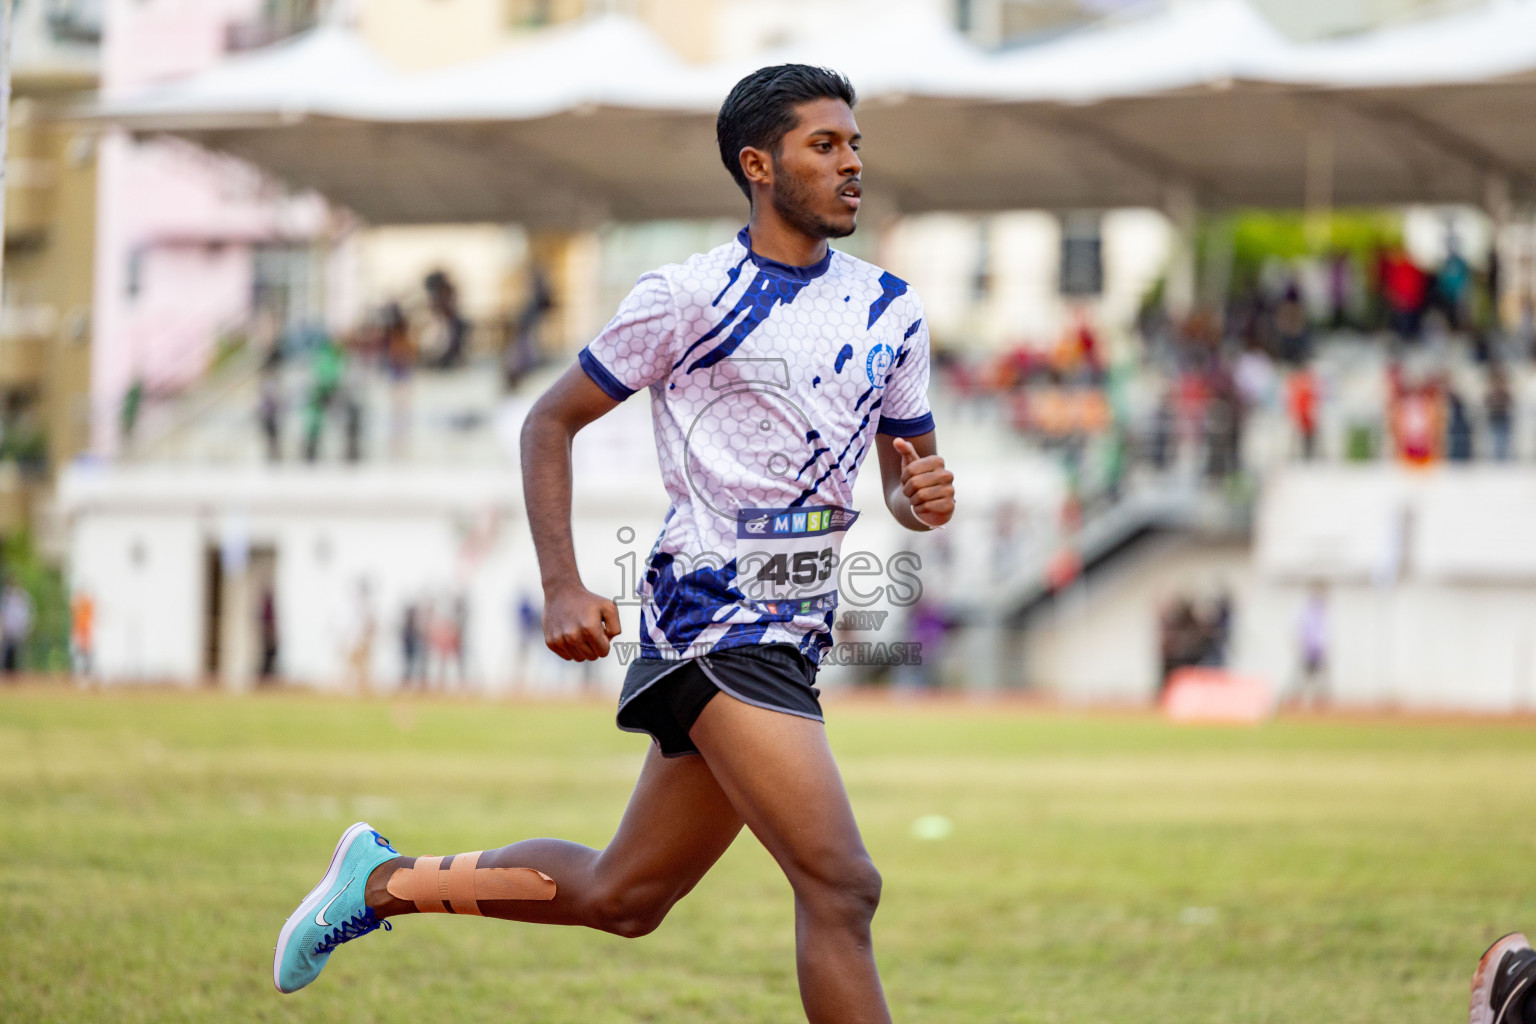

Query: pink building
left=93, top=0, right=352, bottom=454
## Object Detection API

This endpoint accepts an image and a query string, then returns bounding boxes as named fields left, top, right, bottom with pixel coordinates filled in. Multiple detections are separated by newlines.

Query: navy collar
left=737, top=227, right=833, bottom=282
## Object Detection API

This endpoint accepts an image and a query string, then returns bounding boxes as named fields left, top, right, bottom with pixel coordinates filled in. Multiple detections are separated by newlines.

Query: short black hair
left=716, top=64, right=857, bottom=200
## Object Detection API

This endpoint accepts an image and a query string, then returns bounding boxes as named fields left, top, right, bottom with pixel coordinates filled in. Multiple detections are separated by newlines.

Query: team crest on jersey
left=866, top=344, right=894, bottom=388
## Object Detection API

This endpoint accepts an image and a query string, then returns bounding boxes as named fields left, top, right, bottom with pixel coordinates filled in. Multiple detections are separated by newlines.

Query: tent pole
left=1305, top=125, right=1335, bottom=253
left=1484, top=173, right=1513, bottom=331
left=1163, top=182, right=1197, bottom=320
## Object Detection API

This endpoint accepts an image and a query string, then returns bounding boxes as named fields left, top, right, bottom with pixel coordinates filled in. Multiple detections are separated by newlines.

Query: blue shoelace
left=313, top=907, right=391, bottom=955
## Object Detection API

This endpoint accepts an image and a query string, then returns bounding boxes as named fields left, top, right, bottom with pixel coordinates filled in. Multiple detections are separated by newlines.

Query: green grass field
left=2, top=687, right=1533, bottom=1023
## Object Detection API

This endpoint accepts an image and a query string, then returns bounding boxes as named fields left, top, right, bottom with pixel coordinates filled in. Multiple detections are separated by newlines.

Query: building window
left=962, top=0, right=1156, bottom=48
left=507, top=0, right=553, bottom=29
left=226, top=0, right=322, bottom=53
left=43, top=0, right=104, bottom=45
left=1059, top=211, right=1103, bottom=297
left=252, top=244, right=324, bottom=339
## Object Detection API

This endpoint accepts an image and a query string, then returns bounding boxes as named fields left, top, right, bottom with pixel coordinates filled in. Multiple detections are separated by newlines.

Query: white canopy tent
left=79, top=0, right=1536, bottom=224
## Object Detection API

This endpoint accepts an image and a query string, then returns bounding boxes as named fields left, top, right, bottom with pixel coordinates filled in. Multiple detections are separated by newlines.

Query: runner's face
left=769, top=98, right=862, bottom=240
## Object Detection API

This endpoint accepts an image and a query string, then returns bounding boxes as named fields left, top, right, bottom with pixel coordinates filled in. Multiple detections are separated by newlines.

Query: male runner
left=274, top=64, right=956, bottom=1024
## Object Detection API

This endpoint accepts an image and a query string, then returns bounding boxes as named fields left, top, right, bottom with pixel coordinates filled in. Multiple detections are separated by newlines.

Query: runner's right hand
left=543, top=586, right=622, bottom=662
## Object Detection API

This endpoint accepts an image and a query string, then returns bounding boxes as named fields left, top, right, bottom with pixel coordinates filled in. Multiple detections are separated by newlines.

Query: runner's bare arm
left=521, top=364, right=626, bottom=661
left=875, top=431, right=955, bottom=531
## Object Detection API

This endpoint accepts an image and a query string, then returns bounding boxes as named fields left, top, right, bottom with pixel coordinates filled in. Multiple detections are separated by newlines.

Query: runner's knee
left=792, top=853, right=882, bottom=929
left=586, top=882, right=674, bottom=938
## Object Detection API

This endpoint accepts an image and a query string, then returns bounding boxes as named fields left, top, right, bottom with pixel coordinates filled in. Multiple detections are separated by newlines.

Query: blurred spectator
left=1517, top=295, right=1536, bottom=360
left=1294, top=586, right=1330, bottom=707
left=1148, top=392, right=1174, bottom=470
left=1053, top=314, right=1103, bottom=380
left=1382, top=247, right=1428, bottom=341
left=452, top=594, right=470, bottom=684
left=259, top=587, right=279, bottom=681
left=515, top=591, right=541, bottom=690
left=1159, top=597, right=1203, bottom=694
left=1234, top=341, right=1277, bottom=411
left=338, top=579, right=375, bottom=695
left=1487, top=364, right=1515, bottom=461
left=1, top=580, right=34, bottom=675
left=1444, top=382, right=1474, bottom=462
left=70, top=590, right=94, bottom=681
left=1326, top=251, right=1356, bottom=330
left=1435, top=237, right=1472, bottom=332
left=302, top=336, right=345, bottom=462
left=343, top=392, right=364, bottom=463
left=423, top=270, right=469, bottom=370
left=895, top=598, right=948, bottom=690
left=1205, top=363, right=1241, bottom=479
left=1204, top=591, right=1234, bottom=667
left=1286, top=367, right=1320, bottom=460
left=428, top=593, right=467, bottom=689
left=120, top=377, right=143, bottom=446
left=258, top=368, right=283, bottom=462
left=400, top=599, right=424, bottom=690
left=382, top=302, right=415, bottom=458
left=504, top=265, right=553, bottom=389
left=1389, top=365, right=1442, bottom=466
left=1275, top=281, right=1310, bottom=364
left=1159, top=589, right=1236, bottom=692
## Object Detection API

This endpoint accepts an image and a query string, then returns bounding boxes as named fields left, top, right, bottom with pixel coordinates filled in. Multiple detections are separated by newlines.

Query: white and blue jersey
left=580, top=227, right=934, bottom=663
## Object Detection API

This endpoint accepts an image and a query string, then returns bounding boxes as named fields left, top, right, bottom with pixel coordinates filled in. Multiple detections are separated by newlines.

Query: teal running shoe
left=273, top=821, right=400, bottom=993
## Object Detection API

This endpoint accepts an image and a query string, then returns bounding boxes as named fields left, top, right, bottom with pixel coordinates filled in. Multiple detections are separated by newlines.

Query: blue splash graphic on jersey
left=843, top=440, right=869, bottom=476
left=641, top=553, right=834, bottom=656
left=833, top=400, right=881, bottom=465
left=644, top=554, right=743, bottom=653
left=675, top=270, right=811, bottom=375
left=790, top=398, right=881, bottom=507
left=866, top=272, right=909, bottom=329
left=717, top=620, right=773, bottom=648
left=904, top=318, right=923, bottom=341
left=711, top=252, right=751, bottom=307
left=812, top=376, right=821, bottom=387
left=798, top=611, right=836, bottom=661
left=834, top=344, right=854, bottom=373
left=853, top=384, right=876, bottom=411
left=806, top=430, right=821, bottom=443
left=796, top=445, right=832, bottom=480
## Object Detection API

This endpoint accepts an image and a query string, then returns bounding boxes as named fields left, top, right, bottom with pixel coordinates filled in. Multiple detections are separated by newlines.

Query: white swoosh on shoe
left=315, top=879, right=353, bottom=928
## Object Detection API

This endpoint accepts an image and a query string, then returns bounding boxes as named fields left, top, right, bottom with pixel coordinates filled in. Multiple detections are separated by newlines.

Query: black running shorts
left=616, top=643, right=824, bottom=757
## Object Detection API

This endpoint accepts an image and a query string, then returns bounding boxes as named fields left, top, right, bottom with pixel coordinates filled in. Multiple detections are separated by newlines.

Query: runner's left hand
left=893, top=438, right=955, bottom=529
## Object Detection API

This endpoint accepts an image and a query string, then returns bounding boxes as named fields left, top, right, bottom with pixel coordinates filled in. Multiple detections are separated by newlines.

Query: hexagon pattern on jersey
left=582, top=227, right=934, bottom=662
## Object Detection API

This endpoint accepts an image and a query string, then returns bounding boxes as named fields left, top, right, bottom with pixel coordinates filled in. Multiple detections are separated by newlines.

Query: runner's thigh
left=688, top=695, right=872, bottom=886
left=591, top=741, right=744, bottom=894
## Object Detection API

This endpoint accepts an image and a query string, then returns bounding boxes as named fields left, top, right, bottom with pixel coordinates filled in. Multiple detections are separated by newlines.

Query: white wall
left=1249, top=464, right=1536, bottom=710
left=884, top=208, right=1172, bottom=353
left=1024, top=536, right=1251, bottom=702
left=71, top=511, right=205, bottom=683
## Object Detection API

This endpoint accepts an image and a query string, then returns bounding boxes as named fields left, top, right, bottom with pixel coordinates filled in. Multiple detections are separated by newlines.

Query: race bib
left=736, top=505, right=860, bottom=615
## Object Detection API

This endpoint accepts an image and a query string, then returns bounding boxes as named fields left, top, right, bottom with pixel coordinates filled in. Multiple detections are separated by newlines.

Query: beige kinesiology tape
left=386, top=852, right=557, bottom=915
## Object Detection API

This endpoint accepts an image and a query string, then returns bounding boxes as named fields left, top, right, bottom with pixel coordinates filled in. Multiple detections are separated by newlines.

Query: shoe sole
left=1471, top=932, right=1530, bottom=1024
left=272, top=821, right=375, bottom=994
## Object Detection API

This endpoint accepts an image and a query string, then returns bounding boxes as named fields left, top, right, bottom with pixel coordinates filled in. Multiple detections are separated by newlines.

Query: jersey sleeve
left=578, top=271, right=679, bottom=400
left=876, top=302, right=935, bottom=437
